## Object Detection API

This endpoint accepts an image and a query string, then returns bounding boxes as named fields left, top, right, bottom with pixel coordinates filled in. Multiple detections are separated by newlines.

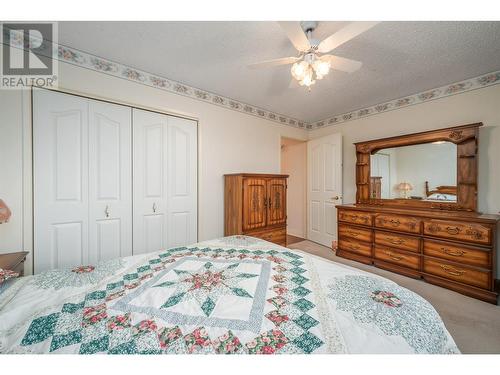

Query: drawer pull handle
left=348, top=231, right=360, bottom=237
left=389, top=219, right=400, bottom=226
left=387, top=237, right=404, bottom=245
left=441, top=247, right=465, bottom=257
left=350, top=215, right=359, bottom=220
left=348, top=244, right=360, bottom=250
left=384, top=251, right=404, bottom=261
left=446, top=226, right=460, bottom=235
left=440, top=265, right=465, bottom=276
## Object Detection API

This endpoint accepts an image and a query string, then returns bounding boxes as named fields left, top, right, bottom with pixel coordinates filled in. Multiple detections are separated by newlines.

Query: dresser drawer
left=338, top=210, right=372, bottom=226
left=338, top=237, right=372, bottom=257
left=423, top=257, right=491, bottom=290
left=249, top=228, right=286, bottom=245
left=423, top=219, right=492, bottom=246
left=339, top=224, right=372, bottom=242
left=375, top=214, right=420, bottom=234
left=375, top=231, right=420, bottom=253
left=423, top=240, right=490, bottom=269
left=374, top=246, right=420, bottom=270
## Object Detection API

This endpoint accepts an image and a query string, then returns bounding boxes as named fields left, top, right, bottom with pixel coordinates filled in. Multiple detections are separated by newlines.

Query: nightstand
left=0, top=252, right=29, bottom=276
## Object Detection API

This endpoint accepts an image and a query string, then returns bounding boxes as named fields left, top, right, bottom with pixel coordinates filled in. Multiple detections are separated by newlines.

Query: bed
left=0, top=236, right=459, bottom=354
left=423, top=181, right=457, bottom=202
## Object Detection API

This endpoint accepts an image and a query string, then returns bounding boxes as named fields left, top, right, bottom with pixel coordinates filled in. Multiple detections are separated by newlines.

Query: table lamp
left=0, top=199, right=12, bottom=224
left=397, top=182, right=413, bottom=199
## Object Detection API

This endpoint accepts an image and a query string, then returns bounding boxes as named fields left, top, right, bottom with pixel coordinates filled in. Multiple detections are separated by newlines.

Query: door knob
left=331, top=196, right=342, bottom=200
left=153, top=203, right=157, bottom=213
left=104, top=205, right=110, bottom=218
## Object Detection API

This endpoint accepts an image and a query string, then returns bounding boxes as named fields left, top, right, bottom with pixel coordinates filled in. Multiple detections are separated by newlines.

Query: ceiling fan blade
left=278, top=21, right=311, bottom=52
left=248, top=56, right=300, bottom=69
left=317, top=21, right=380, bottom=53
left=322, top=55, right=363, bottom=73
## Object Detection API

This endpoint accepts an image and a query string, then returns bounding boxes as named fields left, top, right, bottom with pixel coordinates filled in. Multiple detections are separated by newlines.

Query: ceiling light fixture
left=291, top=51, right=332, bottom=89
left=249, top=21, right=379, bottom=92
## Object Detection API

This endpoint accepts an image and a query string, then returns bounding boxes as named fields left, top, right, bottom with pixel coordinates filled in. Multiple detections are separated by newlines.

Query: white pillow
left=427, top=193, right=456, bottom=201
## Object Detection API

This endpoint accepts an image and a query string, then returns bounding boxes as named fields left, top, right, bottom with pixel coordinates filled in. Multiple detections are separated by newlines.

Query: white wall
left=0, top=61, right=308, bottom=274
left=394, top=142, right=456, bottom=198
left=309, top=84, right=500, bottom=275
left=0, top=90, right=25, bottom=250
left=281, top=139, right=307, bottom=238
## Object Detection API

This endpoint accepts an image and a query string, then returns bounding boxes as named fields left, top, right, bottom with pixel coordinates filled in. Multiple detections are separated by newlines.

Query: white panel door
left=133, top=109, right=169, bottom=254
left=88, top=100, right=132, bottom=263
left=34, top=89, right=89, bottom=273
left=167, top=116, right=197, bottom=247
left=307, top=133, right=342, bottom=247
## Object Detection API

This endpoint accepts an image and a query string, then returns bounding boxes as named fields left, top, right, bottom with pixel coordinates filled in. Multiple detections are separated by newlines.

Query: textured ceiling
left=58, top=21, right=500, bottom=123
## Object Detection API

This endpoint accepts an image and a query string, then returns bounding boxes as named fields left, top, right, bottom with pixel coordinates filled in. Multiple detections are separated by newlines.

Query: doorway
left=280, top=137, right=307, bottom=245
left=306, top=132, right=343, bottom=247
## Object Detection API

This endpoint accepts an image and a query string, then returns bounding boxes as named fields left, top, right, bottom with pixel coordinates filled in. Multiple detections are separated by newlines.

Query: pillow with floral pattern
left=0, top=268, right=19, bottom=285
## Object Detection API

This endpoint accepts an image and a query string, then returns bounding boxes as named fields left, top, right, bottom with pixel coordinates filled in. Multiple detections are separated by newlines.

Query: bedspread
left=0, top=236, right=459, bottom=354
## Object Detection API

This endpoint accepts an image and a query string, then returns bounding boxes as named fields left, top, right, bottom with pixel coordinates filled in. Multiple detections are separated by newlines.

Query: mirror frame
left=354, top=123, right=482, bottom=212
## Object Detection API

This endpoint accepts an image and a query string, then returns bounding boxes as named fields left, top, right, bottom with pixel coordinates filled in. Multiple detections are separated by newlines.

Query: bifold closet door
left=88, top=100, right=132, bottom=263
left=33, top=89, right=132, bottom=273
left=133, top=109, right=169, bottom=254
left=34, top=89, right=90, bottom=273
left=133, top=109, right=197, bottom=254
left=166, top=116, right=197, bottom=247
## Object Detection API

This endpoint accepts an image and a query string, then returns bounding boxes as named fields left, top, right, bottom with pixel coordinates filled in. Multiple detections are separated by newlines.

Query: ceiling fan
left=249, top=21, right=379, bottom=90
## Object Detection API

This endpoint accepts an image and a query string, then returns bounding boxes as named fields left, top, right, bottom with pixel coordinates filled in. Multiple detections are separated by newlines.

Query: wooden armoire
left=224, top=173, right=288, bottom=246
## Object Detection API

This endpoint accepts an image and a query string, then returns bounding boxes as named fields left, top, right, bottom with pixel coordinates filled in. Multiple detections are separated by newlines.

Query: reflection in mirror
left=370, top=141, right=457, bottom=201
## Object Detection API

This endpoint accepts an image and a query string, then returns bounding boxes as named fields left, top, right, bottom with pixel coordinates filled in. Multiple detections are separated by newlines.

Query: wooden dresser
left=337, top=205, right=499, bottom=303
left=224, top=173, right=288, bottom=246
left=336, top=123, right=499, bottom=304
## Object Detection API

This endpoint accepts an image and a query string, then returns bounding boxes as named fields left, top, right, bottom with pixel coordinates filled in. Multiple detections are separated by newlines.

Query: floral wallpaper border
left=56, top=43, right=500, bottom=130
left=3, top=25, right=500, bottom=131
left=308, top=70, right=500, bottom=130
left=55, top=44, right=307, bottom=129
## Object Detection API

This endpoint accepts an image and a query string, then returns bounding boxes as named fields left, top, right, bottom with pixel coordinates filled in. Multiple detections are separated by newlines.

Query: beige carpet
left=289, top=240, right=500, bottom=354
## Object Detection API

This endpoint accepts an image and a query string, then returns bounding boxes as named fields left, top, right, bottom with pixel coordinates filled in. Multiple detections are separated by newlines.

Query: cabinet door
left=166, top=116, right=197, bottom=247
left=33, top=89, right=89, bottom=273
left=132, top=109, right=169, bottom=254
left=88, top=100, right=132, bottom=263
left=242, top=178, right=267, bottom=232
left=267, top=178, right=287, bottom=226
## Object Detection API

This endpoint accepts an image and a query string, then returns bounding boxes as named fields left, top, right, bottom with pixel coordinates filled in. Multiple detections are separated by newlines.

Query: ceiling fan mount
left=248, top=21, right=380, bottom=90
left=300, top=21, right=318, bottom=33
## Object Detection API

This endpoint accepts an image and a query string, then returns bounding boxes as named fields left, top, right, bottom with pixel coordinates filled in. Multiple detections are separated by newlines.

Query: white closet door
left=133, top=109, right=169, bottom=254
left=167, top=116, right=197, bottom=247
left=34, top=89, right=89, bottom=273
left=88, top=100, right=132, bottom=263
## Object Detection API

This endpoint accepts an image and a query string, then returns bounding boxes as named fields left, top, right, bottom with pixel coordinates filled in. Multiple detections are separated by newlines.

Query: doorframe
left=23, top=86, right=200, bottom=275
left=280, top=136, right=308, bottom=239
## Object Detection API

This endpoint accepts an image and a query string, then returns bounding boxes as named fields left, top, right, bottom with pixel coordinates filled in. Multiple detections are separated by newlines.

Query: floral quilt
left=0, top=236, right=459, bottom=354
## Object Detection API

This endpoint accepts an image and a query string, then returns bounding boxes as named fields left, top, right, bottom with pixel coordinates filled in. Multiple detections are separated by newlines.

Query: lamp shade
left=0, top=199, right=12, bottom=224
left=397, top=182, right=413, bottom=191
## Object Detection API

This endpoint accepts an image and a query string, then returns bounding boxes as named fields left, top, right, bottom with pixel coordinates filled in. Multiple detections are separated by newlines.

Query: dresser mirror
left=355, top=123, right=481, bottom=212
left=370, top=141, right=457, bottom=201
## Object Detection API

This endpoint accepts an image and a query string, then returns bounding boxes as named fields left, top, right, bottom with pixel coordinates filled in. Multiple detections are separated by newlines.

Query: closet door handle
left=153, top=203, right=157, bottom=213
left=104, top=205, right=110, bottom=218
